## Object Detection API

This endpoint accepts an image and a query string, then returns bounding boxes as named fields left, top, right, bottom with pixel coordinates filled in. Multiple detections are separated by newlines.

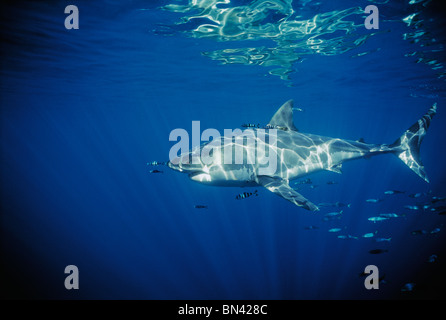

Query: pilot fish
left=236, top=190, right=258, bottom=200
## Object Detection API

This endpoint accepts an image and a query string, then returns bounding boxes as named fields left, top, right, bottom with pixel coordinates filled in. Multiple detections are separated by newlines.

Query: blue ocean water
left=1, top=0, right=446, bottom=299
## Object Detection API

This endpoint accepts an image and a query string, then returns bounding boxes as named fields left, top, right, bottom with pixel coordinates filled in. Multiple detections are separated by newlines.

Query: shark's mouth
left=167, top=161, right=183, bottom=172
left=188, top=171, right=212, bottom=182
left=188, top=171, right=202, bottom=178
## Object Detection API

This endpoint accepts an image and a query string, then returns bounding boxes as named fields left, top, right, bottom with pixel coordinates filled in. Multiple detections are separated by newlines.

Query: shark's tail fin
left=390, top=103, right=437, bottom=183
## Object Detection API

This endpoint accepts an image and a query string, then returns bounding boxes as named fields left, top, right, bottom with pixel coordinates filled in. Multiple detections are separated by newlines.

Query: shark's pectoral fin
left=327, top=164, right=343, bottom=174
left=256, top=176, right=319, bottom=212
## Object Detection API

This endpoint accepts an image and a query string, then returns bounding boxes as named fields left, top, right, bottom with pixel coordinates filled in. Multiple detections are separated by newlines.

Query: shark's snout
left=167, top=160, right=183, bottom=172
left=167, top=152, right=204, bottom=174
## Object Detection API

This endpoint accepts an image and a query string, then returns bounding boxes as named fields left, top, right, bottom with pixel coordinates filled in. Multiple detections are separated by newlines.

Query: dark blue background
left=1, top=0, right=445, bottom=299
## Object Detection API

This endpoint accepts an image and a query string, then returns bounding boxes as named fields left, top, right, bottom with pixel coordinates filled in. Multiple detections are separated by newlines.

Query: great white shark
left=167, top=100, right=437, bottom=211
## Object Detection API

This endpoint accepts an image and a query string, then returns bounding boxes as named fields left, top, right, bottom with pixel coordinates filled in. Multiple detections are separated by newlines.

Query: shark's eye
left=179, top=153, right=192, bottom=165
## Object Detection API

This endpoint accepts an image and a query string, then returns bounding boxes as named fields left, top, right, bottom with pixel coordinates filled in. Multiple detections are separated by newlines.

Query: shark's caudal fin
left=390, top=103, right=437, bottom=183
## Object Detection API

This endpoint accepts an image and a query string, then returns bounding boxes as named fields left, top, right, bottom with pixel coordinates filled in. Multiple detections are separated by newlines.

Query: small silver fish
left=319, top=202, right=351, bottom=208
left=294, top=178, right=312, bottom=185
left=427, top=254, right=438, bottom=263
left=404, top=205, right=420, bottom=210
left=328, top=228, right=342, bottom=233
left=263, top=124, right=287, bottom=131
left=338, top=235, right=358, bottom=240
left=409, top=193, right=423, bottom=198
left=366, top=198, right=382, bottom=203
left=431, top=196, right=446, bottom=203
left=430, top=227, right=441, bottom=234
left=362, top=232, right=375, bottom=238
left=379, top=213, right=401, bottom=218
left=147, top=161, right=165, bottom=166
left=384, top=190, right=405, bottom=195
left=323, top=210, right=343, bottom=221
left=241, top=123, right=259, bottom=128
left=375, top=237, right=392, bottom=242
left=401, top=283, right=416, bottom=292
left=430, top=205, right=446, bottom=212
left=368, top=217, right=389, bottom=223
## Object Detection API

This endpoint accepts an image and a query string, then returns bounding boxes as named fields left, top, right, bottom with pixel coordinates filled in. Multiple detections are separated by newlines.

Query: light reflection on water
left=155, top=0, right=445, bottom=82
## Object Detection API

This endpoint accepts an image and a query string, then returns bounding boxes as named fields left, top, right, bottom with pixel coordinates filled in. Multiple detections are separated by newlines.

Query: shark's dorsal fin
left=268, top=100, right=299, bottom=132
